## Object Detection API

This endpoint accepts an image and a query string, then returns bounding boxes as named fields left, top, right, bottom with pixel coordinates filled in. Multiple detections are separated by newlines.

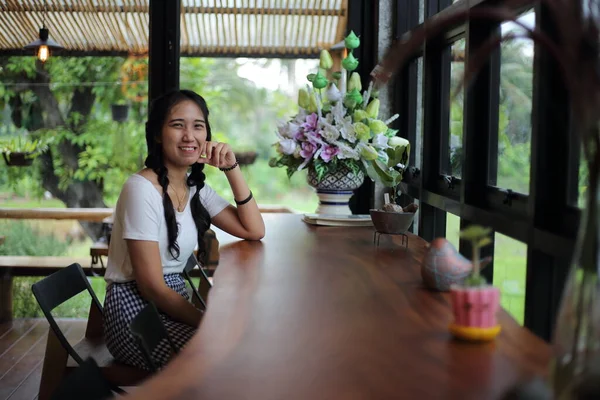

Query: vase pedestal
left=314, top=189, right=354, bottom=215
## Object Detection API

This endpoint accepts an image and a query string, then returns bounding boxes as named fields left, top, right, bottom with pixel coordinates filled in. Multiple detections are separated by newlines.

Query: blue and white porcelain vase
left=307, top=165, right=364, bottom=215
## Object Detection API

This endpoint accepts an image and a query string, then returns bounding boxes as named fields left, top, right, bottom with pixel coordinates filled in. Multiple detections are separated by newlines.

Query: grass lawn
left=446, top=213, right=526, bottom=325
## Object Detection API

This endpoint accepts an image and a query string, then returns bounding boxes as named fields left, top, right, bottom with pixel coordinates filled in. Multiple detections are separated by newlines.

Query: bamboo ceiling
left=0, top=1, right=348, bottom=58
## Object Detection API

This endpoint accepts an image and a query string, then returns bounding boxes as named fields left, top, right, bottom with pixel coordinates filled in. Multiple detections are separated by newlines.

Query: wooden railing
left=0, top=204, right=296, bottom=322
left=0, top=204, right=296, bottom=221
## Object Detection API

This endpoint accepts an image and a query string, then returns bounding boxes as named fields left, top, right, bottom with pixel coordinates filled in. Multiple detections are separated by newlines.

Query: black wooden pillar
left=394, top=0, right=419, bottom=211
left=459, top=19, right=500, bottom=283
left=347, top=0, right=378, bottom=214
left=148, top=0, right=181, bottom=104
left=525, top=4, right=572, bottom=341
left=418, top=0, right=451, bottom=241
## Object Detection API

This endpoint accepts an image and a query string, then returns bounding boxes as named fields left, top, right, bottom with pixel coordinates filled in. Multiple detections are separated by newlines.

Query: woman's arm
left=199, top=141, right=265, bottom=240
left=127, top=239, right=203, bottom=327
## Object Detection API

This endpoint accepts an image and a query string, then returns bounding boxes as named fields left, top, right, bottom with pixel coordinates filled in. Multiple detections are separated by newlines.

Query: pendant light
left=24, top=2, right=63, bottom=63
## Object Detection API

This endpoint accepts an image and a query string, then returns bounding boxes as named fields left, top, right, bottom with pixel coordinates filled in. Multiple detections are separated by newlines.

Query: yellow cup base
left=449, top=323, right=501, bottom=342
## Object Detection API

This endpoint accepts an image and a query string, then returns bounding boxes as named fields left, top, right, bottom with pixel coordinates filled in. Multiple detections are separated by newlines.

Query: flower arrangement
left=269, top=31, right=411, bottom=192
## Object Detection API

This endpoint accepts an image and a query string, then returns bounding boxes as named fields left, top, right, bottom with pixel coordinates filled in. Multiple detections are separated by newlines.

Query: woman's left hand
left=197, top=141, right=237, bottom=170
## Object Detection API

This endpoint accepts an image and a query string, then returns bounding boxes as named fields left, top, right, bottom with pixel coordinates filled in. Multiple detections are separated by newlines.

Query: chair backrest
left=130, top=302, right=178, bottom=372
left=183, top=254, right=212, bottom=310
left=32, top=263, right=104, bottom=365
left=50, top=357, right=115, bottom=400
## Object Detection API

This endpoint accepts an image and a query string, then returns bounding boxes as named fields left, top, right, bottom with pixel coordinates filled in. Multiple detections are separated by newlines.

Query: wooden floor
left=0, top=318, right=86, bottom=400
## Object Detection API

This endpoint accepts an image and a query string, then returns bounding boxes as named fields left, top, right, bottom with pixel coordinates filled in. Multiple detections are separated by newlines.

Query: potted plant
left=0, top=135, right=49, bottom=167
left=448, top=225, right=501, bottom=342
left=368, top=137, right=419, bottom=234
left=269, top=31, right=412, bottom=215
left=111, top=99, right=130, bottom=123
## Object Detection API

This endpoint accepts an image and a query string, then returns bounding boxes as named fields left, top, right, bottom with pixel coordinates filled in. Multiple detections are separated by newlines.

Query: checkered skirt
left=103, top=274, right=196, bottom=370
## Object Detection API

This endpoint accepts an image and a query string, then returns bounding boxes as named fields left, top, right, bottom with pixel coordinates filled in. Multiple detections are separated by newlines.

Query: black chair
left=51, top=357, right=114, bottom=400
left=32, top=263, right=149, bottom=400
left=183, top=254, right=212, bottom=310
left=130, top=302, right=179, bottom=372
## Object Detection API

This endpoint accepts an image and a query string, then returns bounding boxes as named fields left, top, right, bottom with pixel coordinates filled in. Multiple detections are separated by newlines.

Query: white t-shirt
left=104, top=174, right=230, bottom=284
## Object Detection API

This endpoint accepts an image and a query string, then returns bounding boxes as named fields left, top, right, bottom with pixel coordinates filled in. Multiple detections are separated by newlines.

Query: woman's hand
left=197, top=141, right=237, bottom=170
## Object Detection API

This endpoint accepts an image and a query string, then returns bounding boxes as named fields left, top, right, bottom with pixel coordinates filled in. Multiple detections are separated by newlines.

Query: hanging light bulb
left=38, top=45, right=49, bottom=63
left=24, top=26, right=63, bottom=63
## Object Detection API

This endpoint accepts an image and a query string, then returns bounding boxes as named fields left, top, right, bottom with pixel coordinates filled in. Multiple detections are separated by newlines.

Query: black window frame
left=393, top=0, right=579, bottom=340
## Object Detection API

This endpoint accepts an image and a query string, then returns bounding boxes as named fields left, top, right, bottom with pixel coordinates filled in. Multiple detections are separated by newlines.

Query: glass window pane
left=444, top=39, right=465, bottom=178
left=445, top=213, right=460, bottom=249
left=493, top=233, right=527, bottom=325
left=492, top=10, right=535, bottom=194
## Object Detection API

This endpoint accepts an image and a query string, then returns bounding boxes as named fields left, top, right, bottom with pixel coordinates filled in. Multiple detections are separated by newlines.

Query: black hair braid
left=188, top=163, right=211, bottom=263
left=154, top=157, right=181, bottom=260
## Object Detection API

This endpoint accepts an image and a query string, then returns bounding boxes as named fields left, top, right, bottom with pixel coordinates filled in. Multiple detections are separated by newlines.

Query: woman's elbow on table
left=241, top=225, right=265, bottom=241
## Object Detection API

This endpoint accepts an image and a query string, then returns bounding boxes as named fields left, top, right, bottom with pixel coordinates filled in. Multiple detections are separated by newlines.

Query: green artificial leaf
left=459, top=225, right=492, bottom=241
left=478, top=237, right=493, bottom=248
left=463, top=275, right=488, bottom=288
left=314, top=158, right=328, bottom=183
left=385, top=128, right=399, bottom=138
left=340, top=159, right=361, bottom=176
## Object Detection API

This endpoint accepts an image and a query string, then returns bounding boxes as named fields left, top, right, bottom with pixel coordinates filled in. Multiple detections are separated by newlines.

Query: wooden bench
left=0, top=256, right=99, bottom=323
left=0, top=251, right=216, bottom=323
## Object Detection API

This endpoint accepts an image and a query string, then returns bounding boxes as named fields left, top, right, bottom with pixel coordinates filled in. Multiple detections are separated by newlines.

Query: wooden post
left=0, top=268, right=12, bottom=323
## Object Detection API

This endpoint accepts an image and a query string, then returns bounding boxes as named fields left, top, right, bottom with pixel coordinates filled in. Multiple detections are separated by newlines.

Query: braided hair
left=144, top=90, right=212, bottom=261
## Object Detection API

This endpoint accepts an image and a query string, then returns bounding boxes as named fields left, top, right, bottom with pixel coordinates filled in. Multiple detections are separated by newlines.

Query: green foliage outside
left=0, top=55, right=319, bottom=211
left=0, top=220, right=105, bottom=318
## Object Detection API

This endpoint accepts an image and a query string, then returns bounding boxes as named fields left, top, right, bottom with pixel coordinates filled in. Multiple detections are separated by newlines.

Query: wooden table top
left=125, top=214, right=551, bottom=400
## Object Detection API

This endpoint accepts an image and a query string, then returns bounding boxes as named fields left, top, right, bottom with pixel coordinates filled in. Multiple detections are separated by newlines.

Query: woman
left=103, top=89, right=265, bottom=370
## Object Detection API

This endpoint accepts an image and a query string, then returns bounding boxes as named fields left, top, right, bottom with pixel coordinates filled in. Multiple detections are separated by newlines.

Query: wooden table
left=125, top=214, right=551, bottom=399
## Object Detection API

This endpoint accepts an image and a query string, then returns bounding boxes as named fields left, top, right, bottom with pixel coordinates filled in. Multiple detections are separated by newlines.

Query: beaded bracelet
left=219, top=161, right=239, bottom=172
left=235, top=191, right=253, bottom=206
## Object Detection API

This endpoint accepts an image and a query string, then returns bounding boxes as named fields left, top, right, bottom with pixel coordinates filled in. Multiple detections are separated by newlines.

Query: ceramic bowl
left=369, top=209, right=415, bottom=234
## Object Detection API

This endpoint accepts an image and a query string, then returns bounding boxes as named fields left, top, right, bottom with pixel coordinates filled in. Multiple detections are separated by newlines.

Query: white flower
left=277, top=121, right=300, bottom=139
left=321, top=126, right=340, bottom=143
left=372, top=134, right=390, bottom=149
left=331, top=102, right=347, bottom=126
left=389, top=136, right=410, bottom=148
left=335, top=141, right=361, bottom=160
left=326, top=83, right=342, bottom=102
left=340, top=119, right=357, bottom=143
left=279, top=138, right=297, bottom=155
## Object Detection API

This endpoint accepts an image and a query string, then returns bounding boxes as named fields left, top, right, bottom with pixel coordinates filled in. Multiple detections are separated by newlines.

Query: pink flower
left=300, top=142, right=317, bottom=159
left=301, top=113, right=319, bottom=133
left=305, top=130, right=322, bottom=145
left=320, top=145, right=339, bottom=163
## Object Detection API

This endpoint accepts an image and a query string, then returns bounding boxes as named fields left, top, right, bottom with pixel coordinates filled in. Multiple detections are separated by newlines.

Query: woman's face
left=160, top=100, right=207, bottom=170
